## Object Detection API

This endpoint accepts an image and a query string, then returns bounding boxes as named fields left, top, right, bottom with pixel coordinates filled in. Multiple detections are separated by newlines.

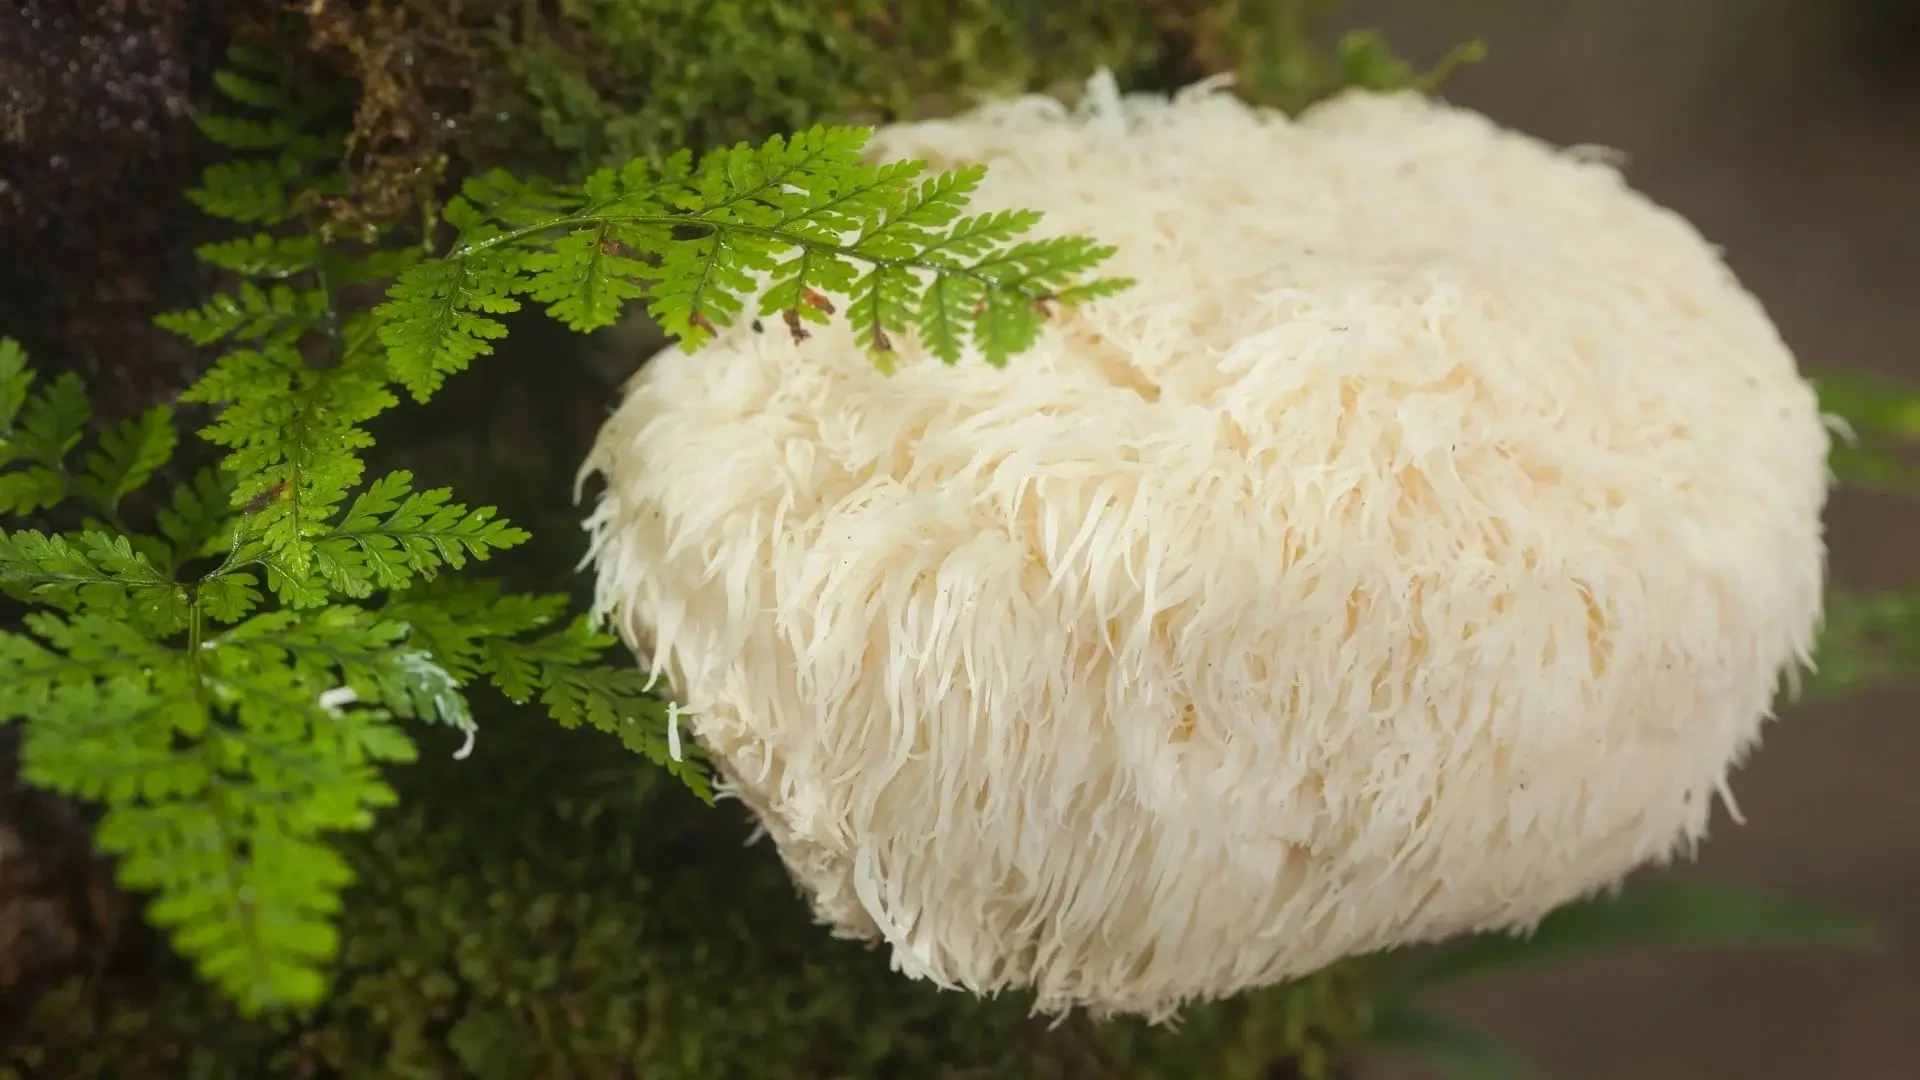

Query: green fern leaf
left=13, top=603, right=484, bottom=1013
left=373, top=123, right=1126, bottom=387
left=454, top=169, right=582, bottom=233
left=0, top=468, right=69, bottom=518
left=194, top=45, right=343, bottom=160
left=645, top=229, right=765, bottom=344
left=188, top=158, right=304, bottom=226
left=0, top=529, right=188, bottom=632
left=381, top=580, right=566, bottom=683
left=673, top=124, right=876, bottom=221
left=364, top=649, right=474, bottom=736
left=78, top=405, right=178, bottom=511
left=217, top=605, right=474, bottom=739
left=1051, top=273, right=1135, bottom=307
left=856, top=165, right=979, bottom=248
left=966, top=236, right=1124, bottom=366
left=333, top=245, right=424, bottom=289
left=8, top=369, right=90, bottom=468
left=185, top=343, right=393, bottom=579
left=0, top=366, right=90, bottom=514
left=769, top=154, right=923, bottom=241
left=521, top=224, right=655, bottom=333
left=195, top=234, right=323, bottom=279
left=893, top=210, right=1043, bottom=363
left=197, top=570, right=266, bottom=624
left=261, top=564, right=330, bottom=609
left=156, top=466, right=241, bottom=568
left=481, top=616, right=711, bottom=800
left=538, top=660, right=711, bottom=801
left=374, top=254, right=523, bottom=402
left=210, top=69, right=288, bottom=111
left=22, top=676, right=208, bottom=803
left=0, top=337, right=30, bottom=435
left=220, top=42, right=280, bottom=75
left=379, top=583, right=710, bottom=798
left=156, top=281, right=324, bottom=348
left=0, top=614, right=388, bottom=1013
left=914, top=271, right=988, bottom=366
left=195, top=114, right=306, bottom=152
left=307, top=470, right=529, bottom=598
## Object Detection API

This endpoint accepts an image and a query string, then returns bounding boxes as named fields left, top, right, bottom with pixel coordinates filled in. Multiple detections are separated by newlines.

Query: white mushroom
left=580, top=73, right=1831, bottom=1020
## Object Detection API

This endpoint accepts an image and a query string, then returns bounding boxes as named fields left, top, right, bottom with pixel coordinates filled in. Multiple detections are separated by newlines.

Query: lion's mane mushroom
left=579, top=73, right=1831, bottom=1019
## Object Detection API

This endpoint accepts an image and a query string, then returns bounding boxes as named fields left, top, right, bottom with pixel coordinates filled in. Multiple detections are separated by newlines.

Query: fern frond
left=216, top=606, right=473, bottom=732
left=195, top=114, right=313, bottom=153
left=372, top=123, right=1127, bottom=391
left=0, top=360, right=90, bottom=515
left=210, top=68, right=290, bottom=111
left=521, top=223, right=656, bottom=332
left=481, top=616, right=711, bottom=800
left=188, top=158, right=306, bottom=226
left=78, top=405, right=178, bottom=513
left=0, top=337, right=30, bottom=433
left=0, top=529, right=189, bottom=633
left=183, top=343, right=395, bottom=580
left=377, top=581, right=706, bottom=794
left=193, top=42, right=343, bottom=158
left=332, top=245, right=424, bottom=289
left=645, top=225, right=767, bottom=343
left=0, top=601, right=481, bottom=1013
left=0, top=613, right=351, bottom=1013
left=453, top=169, right=585, bottom=235
left=4, top=368, right=90, bottom=470
left=381, top=579, right=568, bottom=683
left=195, top=234, right=324, bottom=279
left=155, top=281, right=326, bottom=348
left=0, top=467, right=70, bottom=518
left=156, top=466, right=241, bottom=569
left=303, top=470, right=530, bottom=599
left=197, top=569, right=266, bottom=625
left=374, top=253, right=524, bottom=402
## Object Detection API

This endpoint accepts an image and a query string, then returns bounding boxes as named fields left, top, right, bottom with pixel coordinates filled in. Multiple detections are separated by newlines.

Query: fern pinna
left=0, top=46, right=1124, bottom=1014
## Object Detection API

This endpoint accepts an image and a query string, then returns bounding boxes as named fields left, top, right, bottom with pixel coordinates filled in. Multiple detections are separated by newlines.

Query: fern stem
left=188, top=582, right=205, bottom=654
left=450, top=209, right=1067, bottom=303
left=310, top=242, right=346, bottom=369
left=91, top=498, right=134, bottom=540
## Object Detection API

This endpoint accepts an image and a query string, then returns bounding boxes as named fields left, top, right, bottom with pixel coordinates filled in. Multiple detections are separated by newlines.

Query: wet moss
left=3, top=716, right=1367, bottom=1079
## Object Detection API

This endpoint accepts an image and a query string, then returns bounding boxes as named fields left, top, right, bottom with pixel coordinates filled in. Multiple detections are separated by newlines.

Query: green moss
left=475, top=0, right=1479, bottom=172
left=4, top=714, right=1367, bottom=1079
left=303, top=0, right=1476, bottom=214
left=465, top=0, right=1166, bottom=177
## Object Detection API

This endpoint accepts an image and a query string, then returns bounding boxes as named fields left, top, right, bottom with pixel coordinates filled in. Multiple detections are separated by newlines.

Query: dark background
left=1347, top=2, right=1920, bottom=1078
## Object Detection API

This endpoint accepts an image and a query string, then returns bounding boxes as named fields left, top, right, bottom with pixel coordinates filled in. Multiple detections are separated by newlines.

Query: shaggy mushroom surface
left=581, top=74, right=1830, bottom=1018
